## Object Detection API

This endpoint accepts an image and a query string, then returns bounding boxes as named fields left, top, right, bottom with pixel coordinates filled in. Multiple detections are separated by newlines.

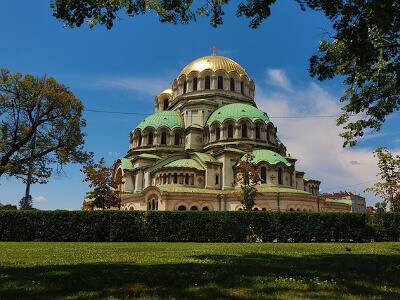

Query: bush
left=0, top=210, right=399, bottom=242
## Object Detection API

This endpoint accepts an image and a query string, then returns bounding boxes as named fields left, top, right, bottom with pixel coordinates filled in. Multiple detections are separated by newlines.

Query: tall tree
left=51, top=0, right=400, bottom=146
left=365, top=147, right=400, bottom=212
left=0, top=69, right=92, bottom=184
left=237, top=151, right=260, bottom=210
left=81, top=157, right=123, bottom=210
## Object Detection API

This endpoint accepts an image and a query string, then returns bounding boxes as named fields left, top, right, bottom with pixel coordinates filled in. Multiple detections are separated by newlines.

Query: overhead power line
left=324, top=179, right=379, bottom=191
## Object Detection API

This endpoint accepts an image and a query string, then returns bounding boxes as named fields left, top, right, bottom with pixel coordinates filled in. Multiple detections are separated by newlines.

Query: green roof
left=157, top=186, right=312, bottom=195
left=163, top=159, right=205, bottom=170
left=206, top=103, right=270, bottom=126
left=241, top=149, right=291, bottom=167
left=276, top=136, right=282, bottom=145
left=326, top=199, right=352, bottom=206
left=193, top=152, right=220, bottom=163
left=137, top=153, right=160, bottom=160
left=120, top=158, right=134, bottom=170
left=134, top=111, right=184, bottom=131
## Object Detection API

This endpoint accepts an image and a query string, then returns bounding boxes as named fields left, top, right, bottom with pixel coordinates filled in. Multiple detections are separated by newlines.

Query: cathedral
left=100, top=52, right=349, bottom=212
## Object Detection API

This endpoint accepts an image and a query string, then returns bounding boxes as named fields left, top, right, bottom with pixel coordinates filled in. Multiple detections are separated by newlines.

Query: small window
left=253, top=208, right=259, bottom=211
left=242, top=124, right=248, bottom=138
left=216, top=127, right=220, bottom=140
left=256, top=125, right=260, bottom=139
left=205, top=76, right=210, bottom=89
left=161, top=132, right=167, bottom=145
left=262, top=208, right=267, bottom=211
left=173, top=173, right=178, bottom=184
left=163, top=99, right=168, bottom=110
left=178, top=205, right=186, bottom=211
left=215, top=175, right=219, bottom=185
left=241, top=82, right=244, bottom=94
left=218, top=76, right=223, bottom=89
left=202, top=207, right=209, bottom=211
left=278, top=168, right=283, bottom=185
left=148, top=132, right=154, bottom=145
left=190, top=206, right=198, bottom=211
left=267, top=130, right=270, bottom=143
left=261, top=167, right=267, bottom=183
left=228, top=125, right=234, bottom=138
left=163, top=174, right=167, bottom=184
left=174, top=133, right=180, bottom=146
left=185, top=174, right=189, bottom=185
left=138, top=134, right=142, bottom=146
left=193, top=77, right=198, bottom=91
left=230, top=78, right=235, bottom=91
left=183, top=81, right=187, bottom=93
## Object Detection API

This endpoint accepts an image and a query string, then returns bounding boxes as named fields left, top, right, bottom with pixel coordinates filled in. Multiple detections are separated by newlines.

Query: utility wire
left=324, top=179, right=379, bottom=191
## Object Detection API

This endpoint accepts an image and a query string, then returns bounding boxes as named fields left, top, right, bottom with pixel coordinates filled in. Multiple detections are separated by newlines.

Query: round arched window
left=178, top=205, right=187, bottom=211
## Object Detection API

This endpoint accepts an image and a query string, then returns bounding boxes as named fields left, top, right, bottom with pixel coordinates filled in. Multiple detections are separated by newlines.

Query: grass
left=0, top=242, right=400, bottom=299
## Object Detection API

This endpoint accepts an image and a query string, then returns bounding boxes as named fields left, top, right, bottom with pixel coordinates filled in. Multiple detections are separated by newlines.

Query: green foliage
left=0, top=204, right=17, bottom=210
left=1, top=210, right=399, bottom=242
left=81, top=157, right=123, bottom=209
left=237, top=151, right=260, bottom=210
left=365, top=147, right=400, bottom=212
left=0, top=69, right=92, bottom=183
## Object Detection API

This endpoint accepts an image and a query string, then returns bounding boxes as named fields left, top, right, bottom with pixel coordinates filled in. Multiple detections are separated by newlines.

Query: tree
left=81, top=157, right=123, bottom=210
left=0, top=204, right=18, bottom=210
left=0, top=69, right=92, bottom=184
left=365, top=147, right=400, bottom=212
left=237, top=151, right=260, bottom=210
left=51, top=0, right=400, bottom=146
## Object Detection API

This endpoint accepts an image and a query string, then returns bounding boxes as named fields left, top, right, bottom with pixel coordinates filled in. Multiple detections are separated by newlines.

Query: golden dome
left=179, top=55, right=248, bottom=77
left=159, top=88, right=172, bottom=95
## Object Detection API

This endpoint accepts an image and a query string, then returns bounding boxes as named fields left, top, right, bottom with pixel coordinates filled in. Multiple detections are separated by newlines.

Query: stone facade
left=85, top=54, right=350, bottom=212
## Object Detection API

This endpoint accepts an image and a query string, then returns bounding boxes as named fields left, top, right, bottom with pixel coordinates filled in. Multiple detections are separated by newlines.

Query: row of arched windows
left=207, top=123, right=276, bottom=144
left=181, top=76, right=245, bottom=94
left=134, top=131, right=183, bottom=148
left=177, top=205, right=210, bottom=211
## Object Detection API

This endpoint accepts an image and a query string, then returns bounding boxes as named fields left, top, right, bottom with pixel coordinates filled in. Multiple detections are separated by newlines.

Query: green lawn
left=0, top=242, right=399, bottom=299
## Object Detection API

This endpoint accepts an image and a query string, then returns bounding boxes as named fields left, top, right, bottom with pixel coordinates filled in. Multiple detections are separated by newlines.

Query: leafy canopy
left=0, top=69, right=92, bottom=183
left=51, top=0, right=400, bottom=146
left=365, top=147, right=400, bottom=212
left=81, top=157, right=123, bottom=210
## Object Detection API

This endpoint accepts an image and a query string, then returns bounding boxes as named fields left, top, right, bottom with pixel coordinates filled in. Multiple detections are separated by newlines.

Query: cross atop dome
left=210, top=45, right=218, bottom=56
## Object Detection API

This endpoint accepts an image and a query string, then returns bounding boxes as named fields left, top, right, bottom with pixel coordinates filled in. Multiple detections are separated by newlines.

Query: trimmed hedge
left=0, top=210, right=399, bottom=242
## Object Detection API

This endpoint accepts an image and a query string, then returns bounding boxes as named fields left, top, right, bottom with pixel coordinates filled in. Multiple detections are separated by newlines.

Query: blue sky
left=1, top=1, right=399, bottom=209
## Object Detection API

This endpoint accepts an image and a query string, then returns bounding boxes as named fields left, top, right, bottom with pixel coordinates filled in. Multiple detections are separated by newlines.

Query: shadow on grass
left=1, top=252, right=400, bottom=299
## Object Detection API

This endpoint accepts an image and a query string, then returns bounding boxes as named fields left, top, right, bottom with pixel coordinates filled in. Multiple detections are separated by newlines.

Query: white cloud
left=108, top=151, right=119, bottom=156
left=255, top=75, right=385, bottom=206
left=92, top=77, right=170, bottom=96
left=34, top=195, right=48, bottom=202
left=265, top=69, right=292, bottom=91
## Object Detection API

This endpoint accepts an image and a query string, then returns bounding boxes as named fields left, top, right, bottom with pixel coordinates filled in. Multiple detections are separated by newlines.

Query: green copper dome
left=241, top=149, right=291, bottom=167
left=134, top=111, right=184, bottom=131
left=206, top=103, right=270, bottom=126
left=163, top=159, right=205, bottom=171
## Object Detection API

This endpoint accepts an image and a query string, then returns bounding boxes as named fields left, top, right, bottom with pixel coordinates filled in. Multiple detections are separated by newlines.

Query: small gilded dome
left=179, top=55, right=248, bottom=77
left=206, top=103, right=270, bottom=126
left=134, top=111, right=184, bottom=131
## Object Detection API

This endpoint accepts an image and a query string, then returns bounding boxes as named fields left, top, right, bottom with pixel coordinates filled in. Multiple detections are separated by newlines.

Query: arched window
left=262, top=208, right=267, bottom=211
left=178, top=205, right=186, bottom=211
left=148, top=132, right=153, bottom=145
left=261, top=167, right=267, bottom=183
left=183, top=81, right=187, bottom=93
left=216, top=127, right=220, bottom=140
left=230, top=78, right=235, bottom=91
left=148, top=198, right=158, bottom=211
left=174, top=133, right=180, bottom=146
left=278, top=167, right=283, bottom=185
left=138, top=134, right=142, bottom=146
left=253, top=207, right=259, bottom=211
left=173, top=173, right=178, bottom=184
left=218, top=76, right=223, bottom=89
left=241, top=82, right=244, bottom=94
left=228, top=125, right=234, bottom=138
left=193, top=77, right=198, bottom=91
left=202, top=207, right=209, bottom=211
left=190, top=206, right=198, bottom=211
left=215, top=175, right=219, bottom=185
left=161, top=132, right=167, bottom=145
left=205, top=76, right=211, bottom=89
left=267, top=130, right=270, bottom=143
left=185, top=173, right=189, bottom=185
left=163, top=99, right=168, bottom=110
left=256, top=125, right=260, bottom=139
left=242, top=124, right=248, bottom=138
left=163, top=174, right=167, bottom=184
